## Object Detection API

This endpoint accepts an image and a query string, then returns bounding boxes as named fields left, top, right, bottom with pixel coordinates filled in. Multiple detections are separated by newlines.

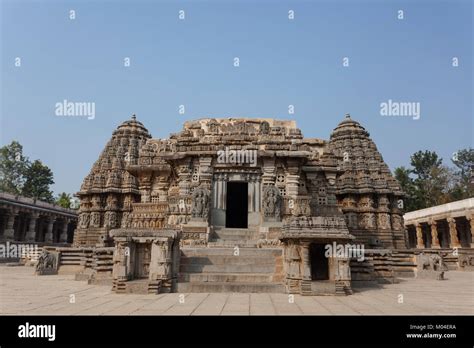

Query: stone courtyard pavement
left=0, top=265, right=473, bottom=315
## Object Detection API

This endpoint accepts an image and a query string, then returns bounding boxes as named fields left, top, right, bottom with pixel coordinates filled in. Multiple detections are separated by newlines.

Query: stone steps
left=208, top=240, right=258, bottom=248
left=210, top=227, right=259, bottom=247
left=181, top=256, right=276, bottom=266
left=178, top=272, right=276, bottom=283
left=212, top=228, right=256, bottom=241
left=178, top=246, right=284, bottom=293
left=177, top=281, right=284, bottom=293
left=124, top=279, right=149, bottom=294
left=181, top=247, right=281, bottom=257
left=180, top=262, right=276, bottom=274
left=180, top=248, right=280, bottom=273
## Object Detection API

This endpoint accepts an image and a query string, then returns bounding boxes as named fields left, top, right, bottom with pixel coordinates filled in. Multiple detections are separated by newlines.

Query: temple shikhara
left=62, top=113, right=430, bottom=295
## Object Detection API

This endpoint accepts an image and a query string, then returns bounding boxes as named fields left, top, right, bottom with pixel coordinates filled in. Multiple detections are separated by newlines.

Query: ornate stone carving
left=458, top=254, right=474, bottom=270
left=191, top=187, right=210, bottom=219
left=391, top=214, right=403, bottom=231
left=360, top=213, right=376, bottom=229
left=104, top=211, right=118, bottom=228
left=263, top=185, right=281, bottom=220
left=78, top=213, right=90, bottom=229
left=377, top=213, right=391, bottom=230
left=90, top=212, right=101, bottom=228
left=259, top=121, right=270, bottom=134
left=121, top=212, right=131, bottom=228
left=416, top=253, right=448, bottom=280
left=35, top=250, right=58, bottom=275
left=336, top=257, right=351, bottom=281
left=285, top=242, right=301, bottom=279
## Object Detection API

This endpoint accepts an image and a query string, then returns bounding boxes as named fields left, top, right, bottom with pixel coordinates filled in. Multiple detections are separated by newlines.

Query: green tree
left=410, top=150, right=443, bottom=180
left=56, top=192, right=72, bottom=208
left=21, top=160, right=55, bottom=203
left=0, top=141, right=29, bottom=194
left=409, top=151, right=447, bottom=209
left=394, top=166, right=417, bottom=211
left=394, top=149, right=473, bottom=212
left=451, top=148, right=474, bottom=198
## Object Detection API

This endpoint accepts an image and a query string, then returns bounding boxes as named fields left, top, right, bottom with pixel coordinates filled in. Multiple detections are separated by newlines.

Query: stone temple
left=68, top=113, right=415, bottom=295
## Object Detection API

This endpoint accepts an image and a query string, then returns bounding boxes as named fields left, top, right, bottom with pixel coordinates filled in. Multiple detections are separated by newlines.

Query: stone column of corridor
left=4, top=209, right=17, bottom=240
left=447, top=218, right=461, bottom=248
left=26, top=213, right=39, bottom=242
left=45, top=217, right=55, bottom=243
left=415, top=223, right=424, bottom=248
left=60, top=219, right=69, bottom=243
left=429, top=220, right=440, bottom=248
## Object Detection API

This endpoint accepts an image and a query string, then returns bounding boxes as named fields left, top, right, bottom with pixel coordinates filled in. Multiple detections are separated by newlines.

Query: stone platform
left=177, top=246, right=284, bottom=293
left=1, top=265, right=472, bottom=315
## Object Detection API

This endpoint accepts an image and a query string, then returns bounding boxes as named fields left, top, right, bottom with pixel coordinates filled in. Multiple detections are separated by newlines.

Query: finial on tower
left=131, top=114, right=136, bottom=121
left=345, top=113, right=351, bottom=119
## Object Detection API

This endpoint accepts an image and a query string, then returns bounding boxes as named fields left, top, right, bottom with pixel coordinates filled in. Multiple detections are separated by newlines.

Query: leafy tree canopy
left=394, top=148, right=473, bottom=212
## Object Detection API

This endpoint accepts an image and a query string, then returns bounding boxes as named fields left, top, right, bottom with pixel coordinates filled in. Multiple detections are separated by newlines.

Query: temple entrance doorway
left=134, top=243, right=151, bottom=279
left=225, top=182, right=248, bottom=228
left=310, top=243, right=329, bottom=280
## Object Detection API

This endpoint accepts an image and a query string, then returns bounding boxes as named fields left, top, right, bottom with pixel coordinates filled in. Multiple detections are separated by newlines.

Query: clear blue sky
left=1, top=0, right=472, bottom=196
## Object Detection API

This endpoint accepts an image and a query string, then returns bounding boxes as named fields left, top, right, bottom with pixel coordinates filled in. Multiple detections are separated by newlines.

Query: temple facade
left=73, top=114, right=408, bottom=295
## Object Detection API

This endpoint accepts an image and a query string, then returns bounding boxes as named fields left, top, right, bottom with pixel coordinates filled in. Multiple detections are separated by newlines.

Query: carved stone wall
left=74, top=115, right=418, bottom=295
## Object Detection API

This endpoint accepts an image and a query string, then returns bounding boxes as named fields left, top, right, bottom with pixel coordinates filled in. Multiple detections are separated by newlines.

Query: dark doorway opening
left=225, top=182, right=248, bottom=228
left=310, top=243, right=329, bottom=280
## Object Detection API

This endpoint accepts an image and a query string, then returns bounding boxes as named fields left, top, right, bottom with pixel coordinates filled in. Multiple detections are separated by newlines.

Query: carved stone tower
left=328, top=114, right=405, bottom=248
left=74, top=115, right=151, bottom=246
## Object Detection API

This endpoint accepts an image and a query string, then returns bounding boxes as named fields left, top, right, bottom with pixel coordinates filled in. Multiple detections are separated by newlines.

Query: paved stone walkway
left=0, top=266, right=472, bottom=315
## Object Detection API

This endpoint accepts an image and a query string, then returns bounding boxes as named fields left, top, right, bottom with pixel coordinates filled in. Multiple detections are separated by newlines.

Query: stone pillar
left=157, top=176, right=169, bottom=202
left=212, top=177, right=218, bottom=209
left=177, top=161, right=192, bottom=197
left=285, top=161, right=300, bottom=198
left=25, top=213, right=39, bottom=242
left=299, top=242, right=313, bottom=295
left=447, top=217, right=461, bottom=248
left=0, top=213, right=5, bottom=237
left=255, top=177, right=261, bottom=213
left=139, top=174, right=152, bottom=203
left=198, top=157, right=213, bottom=188
left=261, top=157, right=276, bottom=185
left=113, top=241, right=131, bottom=282
left=45, top=217, right=55, bottom=243
left=221, top=174, right=227, bottom=210
left=301, top=243, right=312, bottom=282
left=4, top=209, right=18, bottom=240
left=467, top=215, right=474, bottom=248
left=59, top=219, right=69, bottom=243
left=216, top=175, right=223, bottom=209
left=415, top=223, right=424, bottom=249
left=429, top=220, right=440, bottom=249
left=248, top=175, right=257, bottom=213
left=16, top=215, right=25, bottom=241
